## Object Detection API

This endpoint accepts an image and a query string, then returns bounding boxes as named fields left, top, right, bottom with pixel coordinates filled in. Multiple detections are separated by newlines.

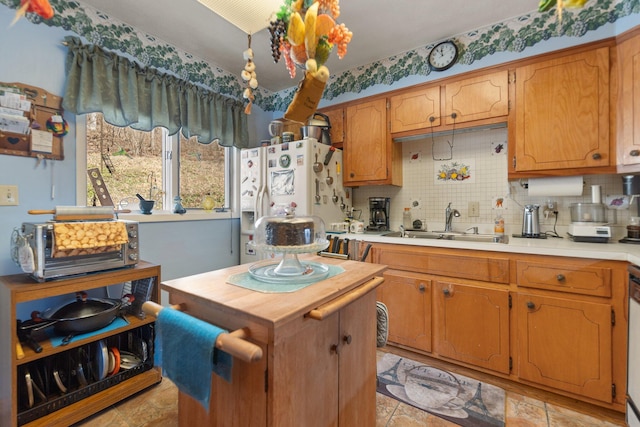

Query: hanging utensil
left=315, top=179, right=321, bottom=204
left=332, top=189, right=339, bottom=203
left=313, top=153, right=323, bottom=173
left=326, top=169, right=333, bottom=186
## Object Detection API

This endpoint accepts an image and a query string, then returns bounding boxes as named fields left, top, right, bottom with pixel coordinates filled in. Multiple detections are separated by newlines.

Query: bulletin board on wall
left=0, top=82, right=65, bottom=160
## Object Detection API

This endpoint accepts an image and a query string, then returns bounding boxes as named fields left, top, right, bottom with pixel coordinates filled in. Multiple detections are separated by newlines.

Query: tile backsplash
left=351, top=127, right=635, bottom=239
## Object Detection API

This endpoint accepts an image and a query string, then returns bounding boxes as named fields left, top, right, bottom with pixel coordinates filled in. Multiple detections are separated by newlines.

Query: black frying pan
left=18, top=292, right=127, bottom=351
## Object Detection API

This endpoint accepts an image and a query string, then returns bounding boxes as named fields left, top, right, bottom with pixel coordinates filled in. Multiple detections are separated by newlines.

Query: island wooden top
left=161, top=255, right=386, bottom=328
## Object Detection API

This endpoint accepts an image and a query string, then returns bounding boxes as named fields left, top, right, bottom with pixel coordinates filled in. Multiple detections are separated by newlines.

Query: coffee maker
left=367, top=197, right=390, bottom=232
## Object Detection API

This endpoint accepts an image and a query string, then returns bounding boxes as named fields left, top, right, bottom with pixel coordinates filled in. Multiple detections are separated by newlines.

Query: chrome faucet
left=444, top=202, right=461, bottom=232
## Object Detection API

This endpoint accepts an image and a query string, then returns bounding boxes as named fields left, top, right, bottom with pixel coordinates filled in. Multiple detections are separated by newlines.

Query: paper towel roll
left=527, top=176, right=583, bottom=197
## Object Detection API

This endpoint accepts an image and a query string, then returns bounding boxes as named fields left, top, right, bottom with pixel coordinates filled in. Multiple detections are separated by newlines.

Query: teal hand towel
left=155, top=308, right=232, bottom=410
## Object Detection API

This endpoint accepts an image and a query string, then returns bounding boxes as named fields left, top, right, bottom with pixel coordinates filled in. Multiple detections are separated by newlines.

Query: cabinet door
left=444, top=70, right=509, bottom=125
left=272, top=312, right=340, bottom=426
left=516, top=293, right=612, bottom=402
left=339, top=289, right=377, bottom=426
left=618, top=33, right=640, bottom=166
left=377, top=270, right=432, bottom=352
left=513, top=47, right=610, bottom=171
left=344, top=98, right=394, bottom=185
left=433, top=281, right=510, bottom=374
left=389, top=86, right=441, bottom=133
left=321, top=106, right=345, bottom=146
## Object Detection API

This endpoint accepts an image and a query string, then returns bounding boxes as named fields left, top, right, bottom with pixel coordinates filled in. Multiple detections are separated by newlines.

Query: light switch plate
left=468, top=201, right=479, bottom=217
left=0, top=185, right=19, bottom=206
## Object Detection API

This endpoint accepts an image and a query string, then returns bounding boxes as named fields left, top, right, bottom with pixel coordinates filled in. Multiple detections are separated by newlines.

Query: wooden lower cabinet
left=433, top=280, right=510, bottom=374
left=177, top=288, right=377, bottom=427
left=515, top=292, right=613, bottom=403
left=272, top=290, right=377, bottom=427
left=377, top=270, right=432, bottom=352
left=370, top=243, right=628, bottom=412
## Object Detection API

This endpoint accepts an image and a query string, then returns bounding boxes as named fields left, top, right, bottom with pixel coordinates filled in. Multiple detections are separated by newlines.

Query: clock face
left=429, top=41, right=458, bottom=71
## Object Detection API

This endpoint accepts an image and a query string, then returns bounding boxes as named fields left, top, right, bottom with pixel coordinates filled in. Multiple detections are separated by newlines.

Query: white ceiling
left=75, top=0, right=541, bottom=92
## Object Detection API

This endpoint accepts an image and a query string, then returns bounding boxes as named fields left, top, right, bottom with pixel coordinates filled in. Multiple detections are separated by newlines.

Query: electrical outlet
left=468, top=201, right=480, bottom=217
left=0, top=185, right=19, bottom=206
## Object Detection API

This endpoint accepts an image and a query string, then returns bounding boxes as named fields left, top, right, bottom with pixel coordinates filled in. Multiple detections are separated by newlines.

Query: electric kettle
left=522, top=204, right=541, bottom=237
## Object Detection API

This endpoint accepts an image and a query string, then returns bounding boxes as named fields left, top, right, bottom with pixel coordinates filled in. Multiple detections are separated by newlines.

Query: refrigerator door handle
left=256, top=182, right=269, bottom=219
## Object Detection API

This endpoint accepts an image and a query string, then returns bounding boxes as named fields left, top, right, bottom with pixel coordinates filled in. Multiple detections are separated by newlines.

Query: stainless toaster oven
left=11, top=220, right=139, bottom=281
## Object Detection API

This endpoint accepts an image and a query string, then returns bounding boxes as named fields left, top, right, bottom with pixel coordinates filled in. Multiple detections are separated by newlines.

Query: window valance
left=62, top=36, right=249, bottom=148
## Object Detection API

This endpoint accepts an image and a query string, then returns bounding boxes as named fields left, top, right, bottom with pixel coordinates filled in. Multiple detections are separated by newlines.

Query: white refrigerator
left=240, top=138, right=346, bottom=264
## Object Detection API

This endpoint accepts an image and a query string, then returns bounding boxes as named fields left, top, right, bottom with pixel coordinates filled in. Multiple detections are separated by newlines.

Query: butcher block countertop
left=161, top=255, right=387, bottom=328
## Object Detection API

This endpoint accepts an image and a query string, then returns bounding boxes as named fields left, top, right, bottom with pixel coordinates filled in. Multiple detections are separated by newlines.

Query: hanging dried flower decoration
left=538, top=0, right=587, bottom=22
left=241, top=34, right=259, bottom=115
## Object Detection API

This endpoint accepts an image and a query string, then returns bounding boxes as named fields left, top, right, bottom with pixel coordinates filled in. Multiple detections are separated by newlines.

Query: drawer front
left=516, top=260, right=611, bottom=297
left=374, top=249, right=509, bottom=284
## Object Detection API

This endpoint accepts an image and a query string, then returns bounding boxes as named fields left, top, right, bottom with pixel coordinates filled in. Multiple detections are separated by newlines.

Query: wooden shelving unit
left=0, top=261, right=162, bottom=426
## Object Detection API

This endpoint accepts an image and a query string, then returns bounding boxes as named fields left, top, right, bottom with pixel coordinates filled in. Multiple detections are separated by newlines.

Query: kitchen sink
left=382, top=230, right=507, bottom=243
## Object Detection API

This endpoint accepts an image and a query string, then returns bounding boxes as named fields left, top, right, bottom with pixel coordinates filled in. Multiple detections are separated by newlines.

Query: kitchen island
left=160, top=255, right=386, bottom=427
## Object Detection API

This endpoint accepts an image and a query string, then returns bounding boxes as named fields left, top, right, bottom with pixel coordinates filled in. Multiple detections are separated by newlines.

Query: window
left=84, top=113, right=229, bottom=212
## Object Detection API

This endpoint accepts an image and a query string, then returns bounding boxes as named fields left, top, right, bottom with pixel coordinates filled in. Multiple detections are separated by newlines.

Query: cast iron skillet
left=17, top=292, right=127, bottom=351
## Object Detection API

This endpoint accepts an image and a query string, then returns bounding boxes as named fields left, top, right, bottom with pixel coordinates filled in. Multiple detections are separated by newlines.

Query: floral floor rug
left=377, top=353, right=505, bottom=427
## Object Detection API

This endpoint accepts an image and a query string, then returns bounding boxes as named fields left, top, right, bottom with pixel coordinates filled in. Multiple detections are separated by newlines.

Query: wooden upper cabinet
left=617, top=31, right=640, bottom=168
left=444, top=70, right=509, bottom=125
left=344, top=98, right=401, bottom=186
left=389, top=86, right=441, bottom=133
left=512, top=47, right=610, bottom=172
left=319, top=106, right=345, bottom=147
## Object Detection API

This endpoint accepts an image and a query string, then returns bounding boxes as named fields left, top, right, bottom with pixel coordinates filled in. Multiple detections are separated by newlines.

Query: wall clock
left=428, top=40, right=458, bottom=71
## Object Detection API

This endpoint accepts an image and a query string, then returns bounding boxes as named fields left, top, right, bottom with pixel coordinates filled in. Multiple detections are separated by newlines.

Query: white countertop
left=339, top=232, right=640, bottom=266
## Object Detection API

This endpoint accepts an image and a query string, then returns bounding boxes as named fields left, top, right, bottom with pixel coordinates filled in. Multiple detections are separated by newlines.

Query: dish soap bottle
left=403, top=207, right=412, bottom=229
left=494, top=210, right=505, bottom=236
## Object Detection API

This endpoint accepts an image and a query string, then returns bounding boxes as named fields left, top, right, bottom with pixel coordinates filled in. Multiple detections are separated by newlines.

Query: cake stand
left=248, top=240, right=330, bottom=284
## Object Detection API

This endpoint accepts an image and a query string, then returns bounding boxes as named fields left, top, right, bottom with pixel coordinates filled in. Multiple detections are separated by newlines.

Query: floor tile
left=70, top=349, right=627, bottom=427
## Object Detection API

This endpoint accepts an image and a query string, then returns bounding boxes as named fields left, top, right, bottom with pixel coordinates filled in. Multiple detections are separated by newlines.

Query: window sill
left=119, top=210, right=236, bottom=223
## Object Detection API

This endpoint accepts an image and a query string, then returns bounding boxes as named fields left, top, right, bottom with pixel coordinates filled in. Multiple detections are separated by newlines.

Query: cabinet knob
left=419, top=284, right=426, bottom=292
left=592, top=153, right=602, bottom=160
left=350, top=172, right=355, bottom=178
left=330, top=344, right=339, bottom=354
left=343, top=334, right=352, bottom=345
left=443, top=288, right=451, bottom=297
left=631, top=150, right=640, bottom=157
left=526, top=301, right=535, bottom=309
left=556, top=274, right=565, bottom=282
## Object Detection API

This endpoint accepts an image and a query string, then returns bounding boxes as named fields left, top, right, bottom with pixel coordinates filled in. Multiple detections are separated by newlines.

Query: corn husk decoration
left=241, top=34, right=258, bottom=115
left=10, top=0, right=54, bottom=26
left=538, top=0, right=588, bottom=22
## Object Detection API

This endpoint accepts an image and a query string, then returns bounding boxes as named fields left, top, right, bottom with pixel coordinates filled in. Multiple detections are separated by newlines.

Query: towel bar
left=142, top=301, right=263, bottom=363
left=306, top=276, right=385, bottom=320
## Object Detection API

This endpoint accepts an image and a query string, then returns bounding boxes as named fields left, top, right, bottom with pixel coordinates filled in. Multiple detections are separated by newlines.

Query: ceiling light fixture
left=196, top=0, right=281, bottom=34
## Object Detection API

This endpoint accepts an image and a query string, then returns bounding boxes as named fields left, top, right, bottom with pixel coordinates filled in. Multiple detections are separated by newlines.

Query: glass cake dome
left=249, top=206, right=330, bottom=282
